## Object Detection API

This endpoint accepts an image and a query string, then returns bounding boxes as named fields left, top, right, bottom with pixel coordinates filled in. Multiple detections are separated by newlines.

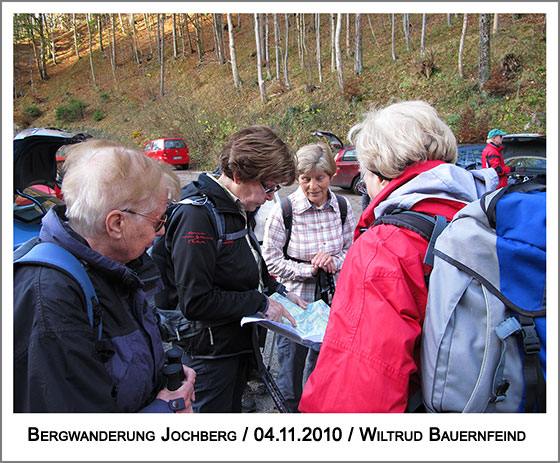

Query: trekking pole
left=251, top=326, right=290, bottom=413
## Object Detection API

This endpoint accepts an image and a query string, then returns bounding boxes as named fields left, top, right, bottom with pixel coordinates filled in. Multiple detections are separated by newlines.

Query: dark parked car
left=456, top=143, right=486, bottom=170
left=502, top=133, right=546, bottom=182
left=143, top=137, right=190, bottom=170
left=13, top=128, right=89, bottom=249
left=312, top=130, right=361, bottom=194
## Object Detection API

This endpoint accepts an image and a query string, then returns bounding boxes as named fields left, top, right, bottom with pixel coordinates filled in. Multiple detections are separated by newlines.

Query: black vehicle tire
left=180, top=164, right=189, bottom=170
left=351, top=176, right=361, bottom=195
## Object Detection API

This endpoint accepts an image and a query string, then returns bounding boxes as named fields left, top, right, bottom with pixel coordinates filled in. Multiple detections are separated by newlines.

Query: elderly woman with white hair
left=299, top=101, right=499, bottom=413
left=262, top=142, right=356, bottom=412
left=14, top=139, right=196, bottom=413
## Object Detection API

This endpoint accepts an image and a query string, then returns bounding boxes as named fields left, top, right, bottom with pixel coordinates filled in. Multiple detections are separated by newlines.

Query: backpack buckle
left=520, top=320, right=540, bottom=355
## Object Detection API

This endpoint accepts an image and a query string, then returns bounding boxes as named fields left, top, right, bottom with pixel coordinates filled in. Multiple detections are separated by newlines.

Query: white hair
left=348, top=100, right=458, bottom=179
left=61, top=139, right=180, bottom=238
left=295, top=142, right=337, bottom=177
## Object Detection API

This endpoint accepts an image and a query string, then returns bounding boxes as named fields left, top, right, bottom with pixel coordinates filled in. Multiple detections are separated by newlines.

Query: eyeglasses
left=261, top=183, right=281, bottom=195
left=121, top=210, right=167, bottom=232
left=355, top=178, right=368, bottom=196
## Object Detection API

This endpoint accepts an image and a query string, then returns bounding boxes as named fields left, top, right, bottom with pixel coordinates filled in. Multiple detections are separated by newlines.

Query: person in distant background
left=482, top=128, right=511, bottom=188
left=262, top=142, right=356, bottom=412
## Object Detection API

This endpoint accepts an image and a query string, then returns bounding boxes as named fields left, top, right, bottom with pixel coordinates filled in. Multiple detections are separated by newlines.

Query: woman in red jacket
left=482, top=128, right=511, bottom=188
left=299, top=101, right=499, bottom=412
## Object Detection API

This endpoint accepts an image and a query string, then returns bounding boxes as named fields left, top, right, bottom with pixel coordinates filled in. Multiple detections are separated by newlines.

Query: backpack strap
left=334, top=194, right=348, bottom=227
left=178, top=194, right=248, bottom=250
left=14, top=241, right=102, bottom=341
left=371, top=210, right=448, bottom=268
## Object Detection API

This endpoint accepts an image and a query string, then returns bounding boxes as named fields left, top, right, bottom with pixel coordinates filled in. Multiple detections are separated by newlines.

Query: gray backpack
left=420, top=179, right=546, bottom=413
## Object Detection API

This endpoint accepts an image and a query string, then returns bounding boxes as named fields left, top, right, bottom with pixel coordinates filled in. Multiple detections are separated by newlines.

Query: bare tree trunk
left=335, top=13, right=344, bottom=91
left=283, top=13, right=291, bottom=90
left=316, top=13, right=323, bottom=83
left=493, top=13, right=499, bottom=35
left=447, top=14, right=452, bottom=26
left=226, top=13, right=241, bottom=88
left=118, top=13, right=126, bottom=34
left=73, top=14, right=80, bottom=59
left=159, top=14, right=165, bottom=97
left=479, top=14, right=491, bottom=89
left=109, top=14, right=118, bottom=87
left=346, top=13, right=351, bottom=58
left=354, top=14, right=362, bottom=75
left=179, top=15, right=186, bottom=57
left=29, top=54, right=35, bottom=96
left=193, top=14, right=204, bottom=62
left=172, top=14, right=178, bottom=59
left=183, top=14, right=194, bottom=53
left=48, top=14, right=57, bottom=64
left=458, top=14, right=468, bottom=78
left=273, top=14, right=281, bottom=81
left=403, top=14, right=410, bottom=52
left=254, top=13, right=267, bottom=102
left=421, top=14, right=427, bottom=56
left=129, top=14, right=141, bottom=64
left=330, top=13, right=336, bottom=72
left=391, top=14, right=397, bottom=61
left=264, top=14, right=271, bottom=80
left=39, top=14, right=48, bottom=79
left=86, top=13, right=97, bottom=87
left=144, top=14, right=154, bottom=56
left=97, top=14, right=104, bottom=53
left=367, top=14, right=378, bottom=46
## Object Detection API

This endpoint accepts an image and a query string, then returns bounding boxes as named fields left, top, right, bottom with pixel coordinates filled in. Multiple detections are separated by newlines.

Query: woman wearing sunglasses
left=299, top=101, right=499, bottom=413
left=151, top=126, right=306, bottom=413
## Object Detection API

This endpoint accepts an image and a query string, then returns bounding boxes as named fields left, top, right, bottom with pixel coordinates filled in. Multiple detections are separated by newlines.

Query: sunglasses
left=261, top=183, right=281, bottom=195
left=121, top=210, right=167, bottom=232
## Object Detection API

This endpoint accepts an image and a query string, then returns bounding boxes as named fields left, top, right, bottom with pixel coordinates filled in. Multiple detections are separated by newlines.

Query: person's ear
left=380, top=178, right=390, bottom=189
left=105, top=210, right=125, bottom=239
left=232, top=173, right=242, bottom=185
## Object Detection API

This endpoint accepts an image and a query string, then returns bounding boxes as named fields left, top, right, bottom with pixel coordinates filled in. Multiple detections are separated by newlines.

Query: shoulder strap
left=14, top=242, right=102, bottom=341
left=371, top=210, right=448, bottom=269
left=280, top=196, right=293, bottom=259
left=334, top=194, right=348, bottom=227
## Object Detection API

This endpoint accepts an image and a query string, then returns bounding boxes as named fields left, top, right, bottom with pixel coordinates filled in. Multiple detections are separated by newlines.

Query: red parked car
left=143, top=137, right=190, bottom=170
left=312, top=130, right=361, bottom=194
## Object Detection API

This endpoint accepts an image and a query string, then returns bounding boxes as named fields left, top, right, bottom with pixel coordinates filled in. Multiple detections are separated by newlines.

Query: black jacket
left=14, top=205, right=170, bottom=412
left=152, top=173, right=284, bottom=358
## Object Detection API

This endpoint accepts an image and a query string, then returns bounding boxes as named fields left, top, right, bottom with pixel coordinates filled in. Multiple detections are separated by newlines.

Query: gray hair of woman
left=295, top=142, right=337, bottom=177
left=348, top=100, right=458, bottom=179
left=61, top=139, right=180, bottom=238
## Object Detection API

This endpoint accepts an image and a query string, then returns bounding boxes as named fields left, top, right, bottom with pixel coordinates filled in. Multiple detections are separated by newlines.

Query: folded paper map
left=240, top=293, right=330, bottom=348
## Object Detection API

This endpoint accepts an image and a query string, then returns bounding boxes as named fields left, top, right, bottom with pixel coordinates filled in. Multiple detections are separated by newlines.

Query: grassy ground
left=13, top=13, right=546, bottom=170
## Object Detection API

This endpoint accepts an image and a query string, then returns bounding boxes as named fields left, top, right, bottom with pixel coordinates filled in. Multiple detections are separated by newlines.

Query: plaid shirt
left=262, top=187, right=357, bottom=303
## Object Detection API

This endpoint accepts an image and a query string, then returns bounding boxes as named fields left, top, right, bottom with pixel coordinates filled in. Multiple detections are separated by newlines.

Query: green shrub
left=55, top=99, right=88, bottom=122
left=100, top=92, right=110, bottom=102
left=23, top=105, right=42, bottom=119
left=93, top=110, right=105, bottom=122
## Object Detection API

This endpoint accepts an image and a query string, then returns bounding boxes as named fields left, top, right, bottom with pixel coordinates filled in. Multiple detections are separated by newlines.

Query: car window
left=152, top=140, right=163, bottom=150
left=143, top=142, right=152, bottom=151
left=164, top=139, right=186, bottom=149
left=506, top=157, right=546, bottom=169
left=342, top=149, right=357, bottom=161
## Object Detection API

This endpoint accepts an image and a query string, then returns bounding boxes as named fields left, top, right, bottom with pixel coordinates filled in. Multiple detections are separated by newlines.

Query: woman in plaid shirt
left=262, top=143, right=357, bottom=412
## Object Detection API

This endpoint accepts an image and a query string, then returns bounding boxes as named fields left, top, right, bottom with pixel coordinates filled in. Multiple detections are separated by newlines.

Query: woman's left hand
left=286, top=292, right=308, bottom=309
left=311, top=252, right=337, bottom=275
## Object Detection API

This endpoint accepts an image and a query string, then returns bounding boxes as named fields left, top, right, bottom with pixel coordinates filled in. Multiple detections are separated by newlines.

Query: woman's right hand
left=157, top=365, right=197, bottom=413
left=264, top=297, right=297, bottom=327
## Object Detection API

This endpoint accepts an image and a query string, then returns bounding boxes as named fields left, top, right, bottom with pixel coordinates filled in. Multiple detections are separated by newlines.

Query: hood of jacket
left=357, top=160, right=499, bottom=236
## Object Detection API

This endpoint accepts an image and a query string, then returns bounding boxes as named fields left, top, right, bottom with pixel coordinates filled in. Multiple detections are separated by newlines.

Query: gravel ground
left=173, top=170, right=363, bottom=412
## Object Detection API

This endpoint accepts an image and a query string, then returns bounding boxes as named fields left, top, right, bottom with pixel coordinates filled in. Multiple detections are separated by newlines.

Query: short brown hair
left=220, top=126, right=295, bottom=185
left=295, top=143, right=337, bottom=177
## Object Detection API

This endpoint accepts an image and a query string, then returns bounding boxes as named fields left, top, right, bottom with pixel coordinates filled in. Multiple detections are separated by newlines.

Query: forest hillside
left=13, top=12, right=547, bottom=170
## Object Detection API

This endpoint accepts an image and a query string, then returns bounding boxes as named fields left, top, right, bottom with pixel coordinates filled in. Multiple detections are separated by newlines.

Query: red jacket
left=299, top=161, right=497, bottom=413
left=482, top=143, right=510, bottom=188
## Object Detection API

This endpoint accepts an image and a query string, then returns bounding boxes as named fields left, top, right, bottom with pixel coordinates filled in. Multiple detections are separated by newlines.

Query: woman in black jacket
left=152, top=126, right=305, bottom=412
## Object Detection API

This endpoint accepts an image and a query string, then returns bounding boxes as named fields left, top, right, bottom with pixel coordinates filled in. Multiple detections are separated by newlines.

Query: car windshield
left=506, top=157, right=547, bottom=169
left=342, top=149, right=357, bottom=161
left=164, top=139, right=186, bottom=149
